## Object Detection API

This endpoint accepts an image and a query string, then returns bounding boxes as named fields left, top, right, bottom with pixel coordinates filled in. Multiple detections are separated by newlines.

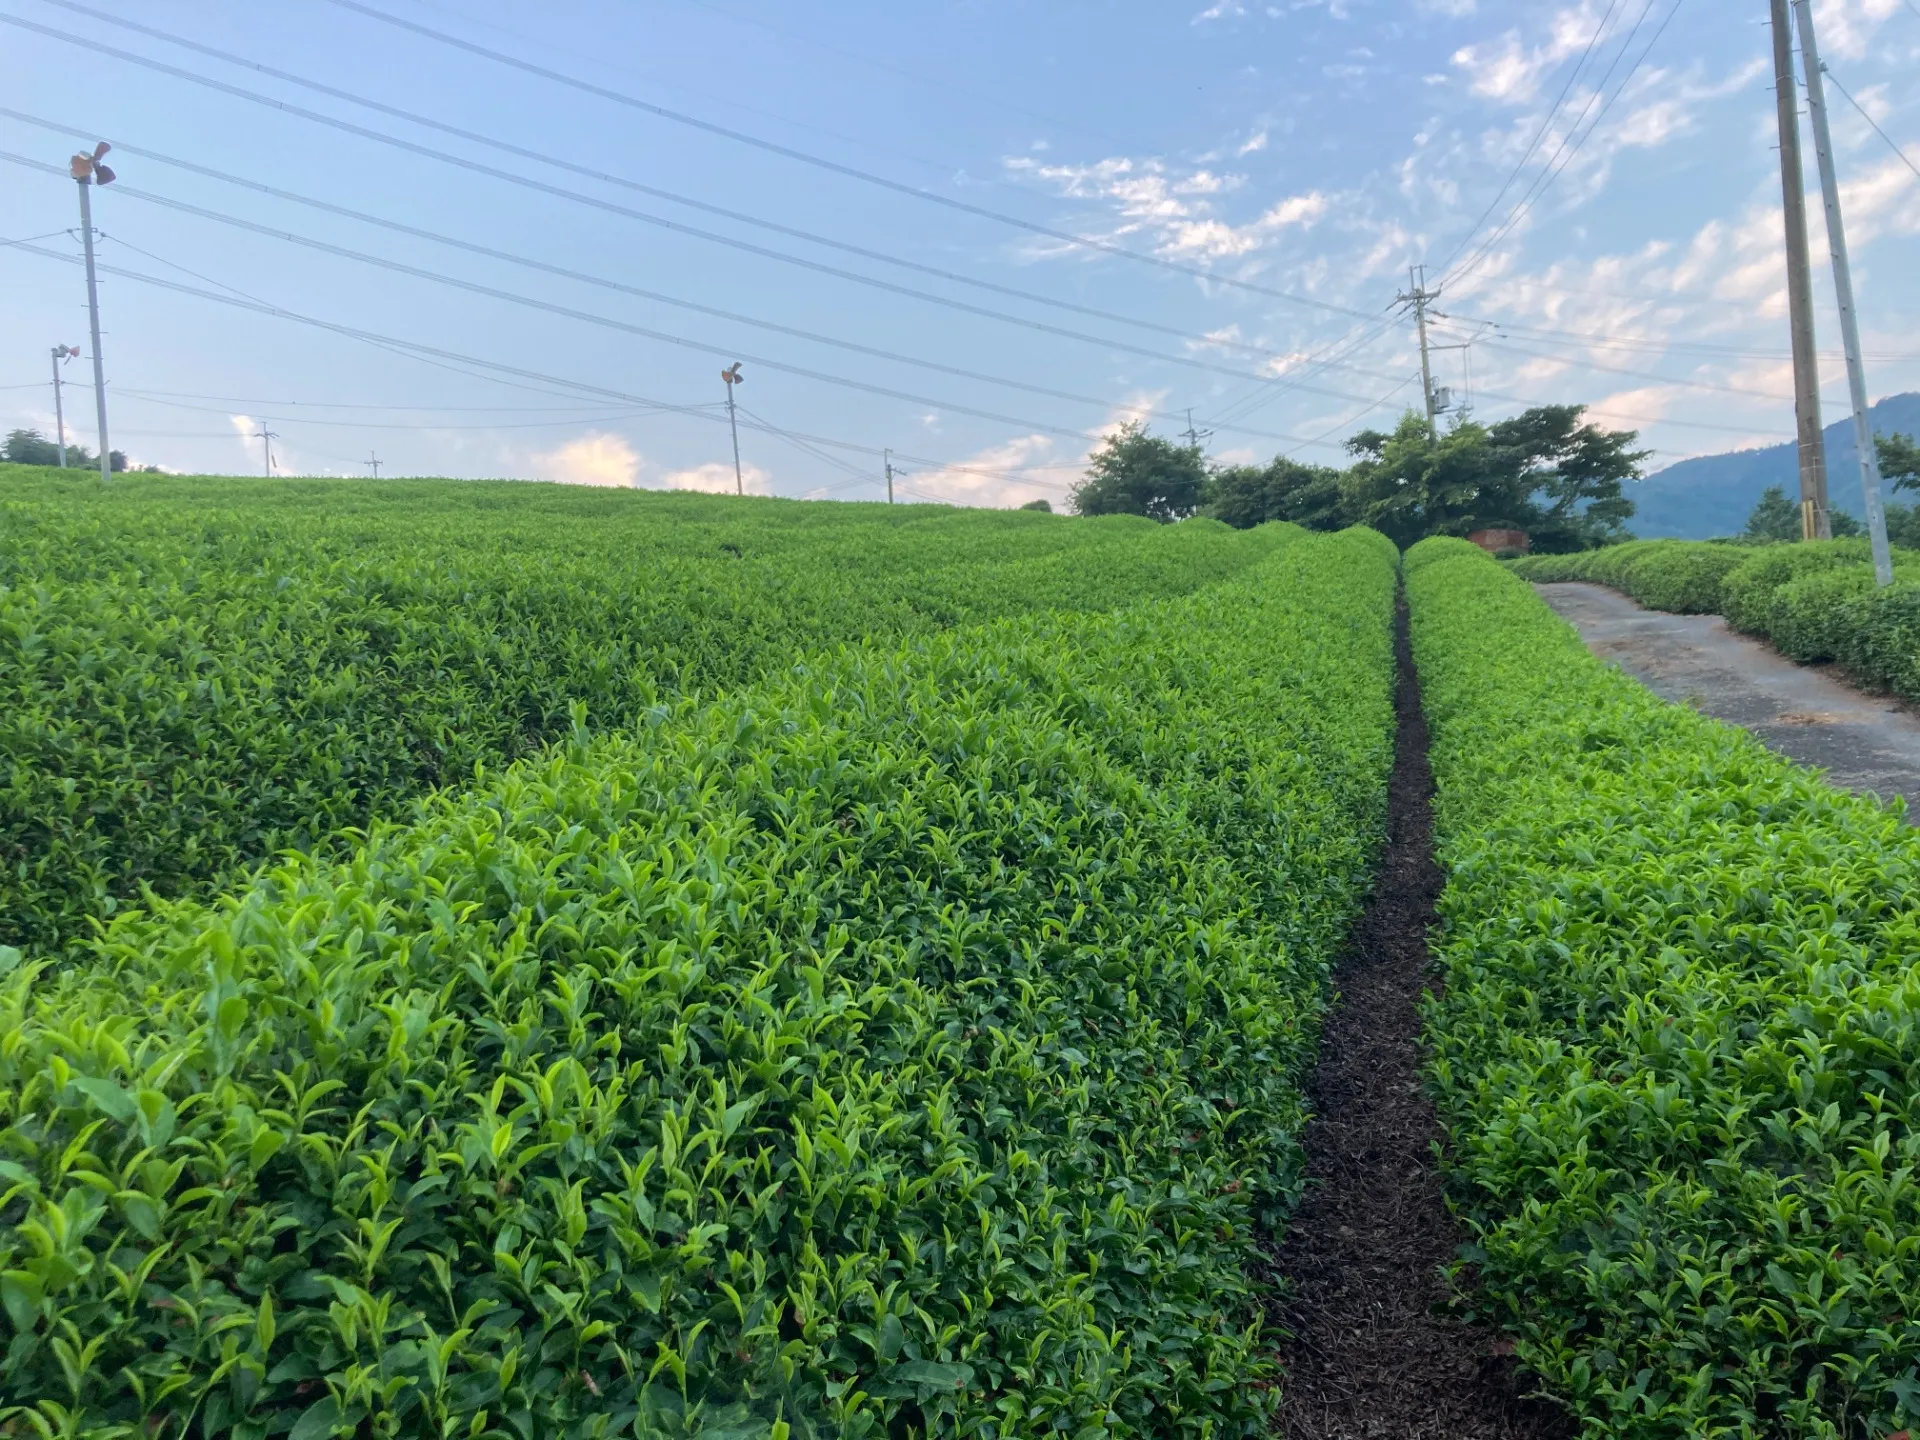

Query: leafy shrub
left=1719, top=541, right=1870, bottom=634
left=1833, top=579, right=1920, bottom=701
left=1407, top=539, right=1920, bottom=1438
left=0, top=529, right=1400, bottom=1440
left=1766, top=567, right=1882, bottom=663
left=1508, top=541, right=1748, bottom=613
left=0, top=470, right=1297, bottom=953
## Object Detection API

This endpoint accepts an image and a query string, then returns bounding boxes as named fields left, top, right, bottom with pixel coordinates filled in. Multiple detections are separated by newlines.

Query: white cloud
left=1237, top=130, right=1270, bottom=156
left=904, top=433, right=1063, bottom=507
left=1811, top=0, right=1900, bottom=61
left=1451, top=3, right=1619, bottom=105
left=1006, top=153, right=1327, bottom=261
left=535, top=431, right=642, bottom=488
left=1418, top=0, right=1477, bottom=13
left=659, top=460, right=773, bottom=495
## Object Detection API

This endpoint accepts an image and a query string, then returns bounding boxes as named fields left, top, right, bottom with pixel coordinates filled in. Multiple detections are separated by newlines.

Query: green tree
left=3, top=427, right=128, bottom=471
left=1743, top=486, right=1864, bottom=541
left=1209, top=457, right=1345, bottom=530
left=1070, top=423, right=1210, bottom=522
left=1337, top=406, right=1642, bottom=551
left=1018, top=497, right=1053, bottom=513
left=1877, top=431, right=1920, bottom=491
left=1486, top=404, right=1641, bottom=551
left=1742, top=485, right=1800, bottom=542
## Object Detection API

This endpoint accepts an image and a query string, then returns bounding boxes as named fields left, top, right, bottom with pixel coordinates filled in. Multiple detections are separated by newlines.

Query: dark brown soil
left=1270, top=603, right=1571, bottom=1439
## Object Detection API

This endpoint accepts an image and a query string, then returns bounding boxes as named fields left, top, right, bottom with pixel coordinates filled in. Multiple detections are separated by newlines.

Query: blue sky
left=2, top=0, right=1917, bottom=506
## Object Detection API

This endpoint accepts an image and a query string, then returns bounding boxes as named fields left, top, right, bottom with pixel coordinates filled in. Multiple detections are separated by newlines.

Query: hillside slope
left=1628, top=391, right=1920, bottom=537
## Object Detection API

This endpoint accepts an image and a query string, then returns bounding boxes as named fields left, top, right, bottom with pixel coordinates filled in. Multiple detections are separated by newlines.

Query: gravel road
left=1536, top=581, right=1920, bottom=820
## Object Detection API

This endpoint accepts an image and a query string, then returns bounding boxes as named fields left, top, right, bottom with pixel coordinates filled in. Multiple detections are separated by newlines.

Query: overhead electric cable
left=0, top=115, right=1401, bottom=406
left=0, top=79, right=1359, bottom=406
left=1443, top=0, right=1684, bottom=290
left=1432, top=0, right=1626, bottom=278
left=0, top=151, right=1331, bottom=446
left=1821, top=68, right=1920, bottom=183
left=298, top=0, right=1379, bottom=320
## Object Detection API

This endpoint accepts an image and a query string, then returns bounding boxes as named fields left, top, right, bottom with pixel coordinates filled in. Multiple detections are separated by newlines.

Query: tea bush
left=1719, top=542, right=1871, bottom=635
left=1508, top=541, right=1750, bottom=613
left=0, top=469, right=1295, bottom=953
left=1409, top=540, right=1920, bottom=1438
left=0, top=528, right=1400, bottom=1440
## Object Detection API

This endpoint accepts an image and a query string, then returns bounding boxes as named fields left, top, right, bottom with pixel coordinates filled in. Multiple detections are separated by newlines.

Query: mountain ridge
left=1625, top=392, right=1920, bottom=538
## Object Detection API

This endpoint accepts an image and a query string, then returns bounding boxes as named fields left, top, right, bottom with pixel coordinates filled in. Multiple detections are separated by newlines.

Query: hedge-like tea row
left=1407, top=538, right=1920, bottom=1437
left=1506, top=540, right=1752, bottom=613
left=1511, top=539, right=1920, bottom=693
left=0, top=468, right=1294, bottom=952
left=0, top=528, right=1399, bottom=1440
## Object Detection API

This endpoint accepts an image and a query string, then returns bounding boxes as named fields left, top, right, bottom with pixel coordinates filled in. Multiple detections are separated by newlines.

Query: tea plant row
left=1510, top=539, right=1920, bottom=696
left=1409, top=539, right=1919, bottom=1437
left=0, top=528, right=1400, bottom=1440
left=0, top=468, right=1291, bottom=954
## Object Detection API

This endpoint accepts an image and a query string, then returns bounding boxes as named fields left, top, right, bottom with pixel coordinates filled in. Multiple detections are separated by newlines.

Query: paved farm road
left=1536, top=581, right=1920, bottom=821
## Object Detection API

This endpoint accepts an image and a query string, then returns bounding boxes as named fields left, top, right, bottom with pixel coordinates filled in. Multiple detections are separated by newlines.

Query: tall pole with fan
left=50, top=343, right=79, bottom=467
left=69, top=142, right=116, bottom=483
left=721, top=363, right=745, bottom=495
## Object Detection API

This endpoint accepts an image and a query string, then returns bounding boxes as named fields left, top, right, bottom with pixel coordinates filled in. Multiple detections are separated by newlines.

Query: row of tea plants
left=1408, top=538, right=1920, bottom=1437
left=0, top=468, right=1293, bottom=953
left=0, top=528, right=1400, bottom=1440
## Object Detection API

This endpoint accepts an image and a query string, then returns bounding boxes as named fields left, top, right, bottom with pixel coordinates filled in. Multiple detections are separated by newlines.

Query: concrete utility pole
left=884, top=447, right=896, bottom=505
left=721, top=362, right=745, bottom=495
left=362, top=451, right=383, bottom=478
left=1769, top=0, right=1831, bottom=540
left=1399, top=265, right=1442, bottom=439
left=255, top=425, right=278, bottom=477
left=50, top=343, right=78, bottom=467
left=1793, top=0, right=1893, bottom=584
left=69, top=143, right=116, bottom=484
left=1180, top=408, right=1214, bottom=452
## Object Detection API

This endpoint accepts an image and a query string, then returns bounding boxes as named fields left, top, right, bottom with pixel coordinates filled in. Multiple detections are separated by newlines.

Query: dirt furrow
left=1270, top=599, right=1568, bottom=1440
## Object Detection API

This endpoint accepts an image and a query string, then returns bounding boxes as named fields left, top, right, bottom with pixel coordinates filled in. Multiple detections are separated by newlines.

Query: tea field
left=4, top=473, right=1916, bottom=1439
left=0, top=468, right=1291, bottom=953
left=0, top=485, right=1400, bottom=1440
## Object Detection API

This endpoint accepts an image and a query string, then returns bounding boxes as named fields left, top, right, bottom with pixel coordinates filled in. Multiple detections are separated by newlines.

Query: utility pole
left=1180, top=408, right=1214, bottom=452
left=884, top=447, right=896, bottom=505
left=362, top=451, right=383, bottom=478
left=1793, top=0, right=1893, bottom=583
left=1769, top=0, right=1831, bottom=540
left=1398, top=265, right=1442, bottom=439
left=50, top=343, right=78, bottom=467
left=69, top=142, right=117, bottom=484
left=255, top=425, right=279, bottom=477
left=721, top=362, right=745, bottom=495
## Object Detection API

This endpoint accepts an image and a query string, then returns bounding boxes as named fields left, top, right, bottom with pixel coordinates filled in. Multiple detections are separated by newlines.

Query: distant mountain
left=1626, top=392, right=1920, bottom=539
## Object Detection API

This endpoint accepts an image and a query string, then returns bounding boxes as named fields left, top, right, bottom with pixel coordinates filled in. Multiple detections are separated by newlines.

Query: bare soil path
left=1537, top=581, right=1920, bottom=819
left=1271, top=604, right=1569, bottom=1440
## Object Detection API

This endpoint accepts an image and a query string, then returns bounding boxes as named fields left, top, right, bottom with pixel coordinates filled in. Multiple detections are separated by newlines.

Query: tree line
left=2, top=427, right=140, bottom=473
left=1069, top=404, right=1643, bottom=552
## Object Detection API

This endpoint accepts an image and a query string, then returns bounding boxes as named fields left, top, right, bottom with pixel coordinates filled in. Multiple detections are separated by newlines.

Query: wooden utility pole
left=1769, top=0, right=1830, bottom=540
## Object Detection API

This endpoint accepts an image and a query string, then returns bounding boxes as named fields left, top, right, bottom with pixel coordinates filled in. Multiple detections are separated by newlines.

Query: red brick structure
left=1467, top=528, right=1531, bottom=555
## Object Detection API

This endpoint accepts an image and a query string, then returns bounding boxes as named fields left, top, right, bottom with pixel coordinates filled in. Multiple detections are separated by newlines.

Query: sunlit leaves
left=1409, top=539, right=1920, bottom=1437
left=0, top=523, right=1399, bottom=1440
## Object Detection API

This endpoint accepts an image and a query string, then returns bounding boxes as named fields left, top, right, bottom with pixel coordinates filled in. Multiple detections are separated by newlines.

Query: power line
left=0, top=114, right=1403, bottom=408
left=0, top=78, right=1368, bottom=408
left=1432, top=0, right=1626, bottom=279
left=1821, top=67, right=1920, bottom=184
left=0, top=151, right=1337, bottom=448
left=8, top=241, right=1209, bottom=497
left=312, top=0, right=1381, bottom=320
left=1443, top=0, right=1685, bottom=291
